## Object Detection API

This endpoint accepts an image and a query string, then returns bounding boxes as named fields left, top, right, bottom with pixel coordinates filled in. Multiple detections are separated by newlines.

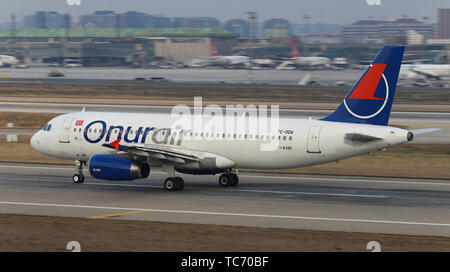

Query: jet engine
left=89, top=154, right=150, bottom=181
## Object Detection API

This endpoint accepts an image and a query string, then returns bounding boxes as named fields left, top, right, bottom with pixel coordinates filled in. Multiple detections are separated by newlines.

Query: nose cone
left=30, top=132, right=41, bottom=152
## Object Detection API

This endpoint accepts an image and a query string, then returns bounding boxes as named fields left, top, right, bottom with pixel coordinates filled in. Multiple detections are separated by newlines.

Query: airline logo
left=75, top=120, right=84, bottom=126
left=343, top=63, right=389, bottom=119
left=210, top=40, right=220, bottom=57
left=82, top=120, right=183, bottom=146
left=290, top=40, right=300, bottom=58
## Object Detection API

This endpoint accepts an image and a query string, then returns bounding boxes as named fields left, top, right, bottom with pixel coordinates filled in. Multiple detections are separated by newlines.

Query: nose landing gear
left=73, top=160, right=86, bottom=184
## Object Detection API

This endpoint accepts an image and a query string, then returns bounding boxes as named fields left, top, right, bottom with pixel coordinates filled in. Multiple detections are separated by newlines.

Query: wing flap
left=102, top=142, right=199, bottom=163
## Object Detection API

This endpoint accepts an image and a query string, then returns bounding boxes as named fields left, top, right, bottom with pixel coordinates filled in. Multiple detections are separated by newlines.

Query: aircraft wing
left=103, top=141, right=199, bottom=164
left=411, top=68, right=441, bottom=80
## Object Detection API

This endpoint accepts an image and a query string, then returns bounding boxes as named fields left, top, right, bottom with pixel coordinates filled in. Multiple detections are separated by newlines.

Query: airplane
left=209, top=39, right=250, bottom=68
left=0, top=55, right=19, bottom=67
left=400, top=64, right=450, bottom=80
left=30, top=46, right=439, bottom=191
left=286, top=39, right=331, bottom=69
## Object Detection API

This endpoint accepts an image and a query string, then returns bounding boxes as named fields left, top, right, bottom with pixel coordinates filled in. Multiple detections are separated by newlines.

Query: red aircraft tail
left=290, top=39, right=300, bottom=58
left=210, top=39, right=220, bottom=57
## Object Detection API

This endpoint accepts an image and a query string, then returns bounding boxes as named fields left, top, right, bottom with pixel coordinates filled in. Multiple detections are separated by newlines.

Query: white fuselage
left=291, top=56, right=331, bottom=67
left=210, top=56, right=250, bottom=66
left=400, top=64, right=450, bottom=79
left=0, top=55, right=19, bottom=67
left=31, top=112, right=410, bottom=171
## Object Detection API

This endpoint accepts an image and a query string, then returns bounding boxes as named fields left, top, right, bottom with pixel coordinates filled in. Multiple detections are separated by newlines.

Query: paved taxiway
left=0, top=67, right=449, bottom=90
left=0, top=163, right=449, bottom=237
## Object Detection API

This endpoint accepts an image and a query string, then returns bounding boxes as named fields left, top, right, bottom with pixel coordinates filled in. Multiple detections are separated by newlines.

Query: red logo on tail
left=349, top=63, right=387, bottom=100
left=290, top=39, right=300, bottom=58
left=210, top=39, right=220, bottom=57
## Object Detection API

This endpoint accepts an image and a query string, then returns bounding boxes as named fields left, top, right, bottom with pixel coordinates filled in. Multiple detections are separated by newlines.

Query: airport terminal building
left=0, top=28, right=237, bottom=66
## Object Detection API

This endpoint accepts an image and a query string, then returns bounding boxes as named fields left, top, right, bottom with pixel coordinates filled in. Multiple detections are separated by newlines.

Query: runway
left=0, top=163, right=449, bottom=237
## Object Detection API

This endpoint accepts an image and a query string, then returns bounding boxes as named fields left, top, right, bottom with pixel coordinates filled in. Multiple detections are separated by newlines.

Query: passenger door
left=59, top=118, right=73, bottom=143
left=307, top=126, right=321, bottom=153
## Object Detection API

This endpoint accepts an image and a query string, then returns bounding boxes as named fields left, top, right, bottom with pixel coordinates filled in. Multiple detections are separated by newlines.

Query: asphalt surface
left=0, top=163, right=449, bottom=237
left=0, top=67, right=449, bottom=91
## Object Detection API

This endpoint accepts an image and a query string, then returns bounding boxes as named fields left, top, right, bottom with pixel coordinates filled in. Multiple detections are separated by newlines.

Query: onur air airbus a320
left=31, top=46, right=439, bottom=191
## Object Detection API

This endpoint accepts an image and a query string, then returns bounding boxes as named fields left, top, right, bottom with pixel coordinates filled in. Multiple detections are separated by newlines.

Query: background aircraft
left=0, top=55, right=19, bottom=67
left=209, top=39, right=250, bottom=68
left=287, top=39, right=331, bottom=69
left=400, top=64, right=450, bottom=80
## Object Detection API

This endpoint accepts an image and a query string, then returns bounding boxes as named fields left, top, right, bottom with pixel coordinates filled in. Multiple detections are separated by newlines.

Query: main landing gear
left=218, top=171, right=239, bottom=187
left=72, top=160, right=86, bottom=184
left=161, top=165, right=239, bottom=191
left=164, top=177, right=184, bottom=191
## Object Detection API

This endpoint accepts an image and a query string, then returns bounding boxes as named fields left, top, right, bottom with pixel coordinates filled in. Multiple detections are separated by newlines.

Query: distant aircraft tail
left=321, top=46, right=405, bottom=126
left=210, top=39, right=220, bottom=57
left=290, top=39, right=300, bottom=58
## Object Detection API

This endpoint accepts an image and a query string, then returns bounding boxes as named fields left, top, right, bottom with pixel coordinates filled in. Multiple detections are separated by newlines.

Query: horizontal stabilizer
left=345, top=133, right=382, bottom=142
left=411, top=128, right=441, bottom=135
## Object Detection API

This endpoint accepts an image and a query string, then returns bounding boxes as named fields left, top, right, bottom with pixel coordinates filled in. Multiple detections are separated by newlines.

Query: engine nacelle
left=89, top=154, right=150, bottom=181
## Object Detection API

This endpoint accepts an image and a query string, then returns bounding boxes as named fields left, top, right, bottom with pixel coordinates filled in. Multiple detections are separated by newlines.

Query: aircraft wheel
left=218, top=174, right=230, bottom=187
left=229, top=173, right=239, bottom=187
left=72, top=174, right=84, bottom=184
left=174, top=177, right=185, bottom=191
left=164, top=177, right=177, bottom=191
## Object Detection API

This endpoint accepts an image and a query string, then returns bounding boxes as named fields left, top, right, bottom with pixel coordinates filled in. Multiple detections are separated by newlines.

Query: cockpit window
left=42, top=124, right=52, bottom=131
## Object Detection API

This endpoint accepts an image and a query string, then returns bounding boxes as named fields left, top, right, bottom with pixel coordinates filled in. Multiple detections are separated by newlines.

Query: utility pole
left=115, top=13, right=122, bottom=38
left=303, top=15, right=310, bottom=56
left=64, top=14, right=71, bottom=40
left=11, top=14, right=16, bottom=43
left=247, top=11, right=258, bottom=84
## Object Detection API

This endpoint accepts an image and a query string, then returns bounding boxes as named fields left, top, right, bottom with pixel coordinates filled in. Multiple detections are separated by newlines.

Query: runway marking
left=0, top=164, right=449, bottom=187
left=11, top=179, right=386, bottom=199
left=0, top=165, right=73, bottom=171
left=226, top=188, right=387, bottom=198
left=240, top=174, right=450, bottom=187
left=0, top=201, right=449, bottom=227
left=86, top=210, right=151, bottom=219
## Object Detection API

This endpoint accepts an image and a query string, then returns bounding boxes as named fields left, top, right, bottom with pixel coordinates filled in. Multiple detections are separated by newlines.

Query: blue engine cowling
left=89, top=154, right=150, bottom=181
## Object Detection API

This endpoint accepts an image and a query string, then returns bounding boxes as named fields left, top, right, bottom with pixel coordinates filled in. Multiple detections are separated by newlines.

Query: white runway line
left=242, top=174, right=450, bottom=187
left=0, top=163, right=448, bottom=187
left=0, top=200, right=449, bottom=227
